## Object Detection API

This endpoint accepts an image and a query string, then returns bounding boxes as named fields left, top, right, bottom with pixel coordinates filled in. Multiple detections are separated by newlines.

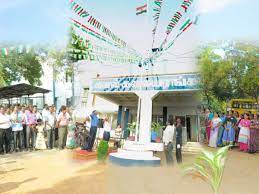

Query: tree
left=0, top=50, right=42, bottom=86
left=198, top=41, right=259, bottom=110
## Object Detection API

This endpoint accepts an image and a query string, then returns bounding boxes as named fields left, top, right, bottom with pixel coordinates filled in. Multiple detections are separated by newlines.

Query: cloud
left=197, top=0, right=241, bottom=13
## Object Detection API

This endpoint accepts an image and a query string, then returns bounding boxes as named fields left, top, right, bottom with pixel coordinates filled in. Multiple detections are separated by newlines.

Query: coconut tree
left=183, top=146, right=230, bottom=194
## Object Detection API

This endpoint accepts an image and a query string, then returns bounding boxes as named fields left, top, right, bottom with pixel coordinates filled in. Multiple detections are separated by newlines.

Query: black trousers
left=0, top=128, right=12, bottom=154
left=87, top=126, right=97, bottom=151
left=22, top=124, right=27, bottom=149
left=176, top=139, right=182, bottom=164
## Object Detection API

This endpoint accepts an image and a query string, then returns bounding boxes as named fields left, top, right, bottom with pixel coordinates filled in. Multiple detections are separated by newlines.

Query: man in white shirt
left=44, top=106, right=56, bottom=149
left=163, top=120, right=175, bottom=165
left=41, top=104, right=49, bottom=122
left=0, top=106, right=12, bottom=154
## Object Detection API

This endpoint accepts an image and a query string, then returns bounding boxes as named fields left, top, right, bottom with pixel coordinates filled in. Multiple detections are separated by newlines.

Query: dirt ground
left=1, top=148, right=259, bottom=194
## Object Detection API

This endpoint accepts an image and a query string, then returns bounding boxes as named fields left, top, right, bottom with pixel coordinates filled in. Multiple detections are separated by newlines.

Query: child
left=35, top=119, right=47, bottom=150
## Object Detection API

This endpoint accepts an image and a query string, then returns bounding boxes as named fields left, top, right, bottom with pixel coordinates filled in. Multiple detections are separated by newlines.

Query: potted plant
left=151, top=122, right=164, bottom=143
left=127, top=122, right=136, bottom=141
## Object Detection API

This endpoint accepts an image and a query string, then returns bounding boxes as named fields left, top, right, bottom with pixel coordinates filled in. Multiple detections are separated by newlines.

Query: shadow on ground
left=0, top=178, right=37, bottom=194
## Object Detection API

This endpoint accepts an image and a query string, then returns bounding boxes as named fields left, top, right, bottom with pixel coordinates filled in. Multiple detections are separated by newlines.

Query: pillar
left=123, top=108, right=130, bottom=138
left=163, top=107, right=167, bottom=126
left=117, top=105, right=123, bottom=126
left=135, top=91, right=159, bottom=144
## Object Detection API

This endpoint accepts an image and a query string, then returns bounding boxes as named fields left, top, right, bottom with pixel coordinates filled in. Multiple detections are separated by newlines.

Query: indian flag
left=136, top=4, right=147, bottom=15
left=1, top=48, right=8, bottom=56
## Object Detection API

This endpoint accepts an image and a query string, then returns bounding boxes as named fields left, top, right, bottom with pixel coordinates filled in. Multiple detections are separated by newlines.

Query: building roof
left=0, top=83, right=50, bottom=99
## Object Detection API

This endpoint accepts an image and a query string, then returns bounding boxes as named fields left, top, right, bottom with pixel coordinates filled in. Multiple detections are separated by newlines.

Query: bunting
left=0, top=45, right=33, bottom=57
left=70, top=19, right=140, bottom=63
left=69, top=0, right=140, bottom=58
left=152, top=0, right=164, bottom=47
left=1, top=48, right=8, bottom=56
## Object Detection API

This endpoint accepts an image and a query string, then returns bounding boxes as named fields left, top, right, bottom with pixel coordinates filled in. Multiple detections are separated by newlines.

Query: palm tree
left=183, top=146, right=230, bottom=194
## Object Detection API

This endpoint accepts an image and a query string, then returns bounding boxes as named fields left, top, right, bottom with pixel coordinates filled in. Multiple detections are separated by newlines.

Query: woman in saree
left=209, top=112, right=221, bottom=148
left=205, top=109, right=213, bottom=144
left=222, top=111, right=237, bottom=146
left=238, top=113, right=251, bottom=152
left=217, top=112, right=226, bottom=147
left=248, top=114, right=259, bottom=153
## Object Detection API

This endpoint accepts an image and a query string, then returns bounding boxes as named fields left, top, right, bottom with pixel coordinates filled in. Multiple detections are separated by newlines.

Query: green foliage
left=184, top=146, right=230, bottom=194
left=0, top=50, right=42, bottom=86
left=127, top=122, right=137, bottom=135
left=198, top=41, right=259, bottom=110
left=67, top=27, right=89, bottom=62
left=151, top=122, right=164, bottom=133
left=97, top=140, right=109, bottom=163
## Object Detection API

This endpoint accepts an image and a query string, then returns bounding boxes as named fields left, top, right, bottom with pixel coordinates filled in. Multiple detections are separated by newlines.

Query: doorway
left=186, top=117, right=191, bottom=141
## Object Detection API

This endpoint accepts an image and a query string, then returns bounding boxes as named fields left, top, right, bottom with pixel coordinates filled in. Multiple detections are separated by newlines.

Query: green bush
left=97, top=140, right=109, bottom=163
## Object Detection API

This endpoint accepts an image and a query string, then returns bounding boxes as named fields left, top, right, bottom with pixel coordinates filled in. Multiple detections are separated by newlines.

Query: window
left=82, top=88, right=89, bottom=106
left=232, top=101, right=240, bottom=108
left=241, top=102, right=252, bottom=109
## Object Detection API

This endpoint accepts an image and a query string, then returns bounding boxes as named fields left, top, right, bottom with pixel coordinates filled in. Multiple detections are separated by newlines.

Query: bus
left=227, top=99, right=259, bottom=115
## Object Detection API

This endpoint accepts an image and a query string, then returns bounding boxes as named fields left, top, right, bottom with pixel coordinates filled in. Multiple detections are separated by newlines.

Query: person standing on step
left=87, top=110, right=99, bottom=152
left=163, top=120, right=175, bottom=166
left=175, top=118, right=183, bottom=164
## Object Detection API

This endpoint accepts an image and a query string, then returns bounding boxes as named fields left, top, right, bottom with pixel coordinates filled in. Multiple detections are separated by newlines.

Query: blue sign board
left=91, top=73, right=199, bottom=92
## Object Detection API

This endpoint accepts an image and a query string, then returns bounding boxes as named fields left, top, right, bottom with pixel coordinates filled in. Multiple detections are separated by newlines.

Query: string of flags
left=70, top=18, right=140, bottom=61
left=152, top=0, right=164, bottom=47
left=159, top=0, right=195, bottom=52
left=69, top=20, right=139, bottom=63
left=68, top=0, right=199, bottom=68
left=1, top=45, right=32, bottom=57
left=69, top=0, right=140, bottom=57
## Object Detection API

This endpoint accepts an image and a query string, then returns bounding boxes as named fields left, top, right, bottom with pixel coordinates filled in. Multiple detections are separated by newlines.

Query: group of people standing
left=205, top=109, right=259, bottom=153
left=0, top=104, right=73, bottom=154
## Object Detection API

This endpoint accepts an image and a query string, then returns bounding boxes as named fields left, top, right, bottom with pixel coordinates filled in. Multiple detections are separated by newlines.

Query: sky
left=0, top=0, right=258, bottom=53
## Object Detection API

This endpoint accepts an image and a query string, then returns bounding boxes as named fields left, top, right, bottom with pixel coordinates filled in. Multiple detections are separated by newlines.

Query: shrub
left=97, top=140, right=109, bottom=163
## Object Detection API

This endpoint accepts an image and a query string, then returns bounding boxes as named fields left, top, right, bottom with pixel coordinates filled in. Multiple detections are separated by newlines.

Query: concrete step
left=117, top=148, right=153, bottom=158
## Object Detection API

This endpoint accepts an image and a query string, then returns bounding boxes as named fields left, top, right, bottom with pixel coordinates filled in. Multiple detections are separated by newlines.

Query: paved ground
left=1, top=148, right=259, bottom=194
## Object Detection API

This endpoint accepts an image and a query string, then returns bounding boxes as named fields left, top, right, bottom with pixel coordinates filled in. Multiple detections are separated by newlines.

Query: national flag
left=136, top=4, right=147, bottom=15
left=1, top=48, right=8, bottom=56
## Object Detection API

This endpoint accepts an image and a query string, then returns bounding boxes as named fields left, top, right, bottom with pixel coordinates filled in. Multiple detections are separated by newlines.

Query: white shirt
left=103, top=121, right=111, bottom=132
left=36, top=112, right=42, bottom=120
left=0, top=113, right=12, bottom=129
left=45, top=112, right=56, bottom=129
left=163, top=125, right=175, bottom=146
left=42, top=109, right=48, bottom=121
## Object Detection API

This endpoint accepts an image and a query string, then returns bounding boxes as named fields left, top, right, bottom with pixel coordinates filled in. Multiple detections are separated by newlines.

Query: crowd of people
left=0, top=103, right=121, bottom=155
left=205, top=109, right=259, bottom=153
left=0, top=104, right=76, bottom=155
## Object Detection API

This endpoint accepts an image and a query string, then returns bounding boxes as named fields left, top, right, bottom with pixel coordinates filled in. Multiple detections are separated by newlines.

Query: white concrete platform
left=109, top=141, right=161, bottom=167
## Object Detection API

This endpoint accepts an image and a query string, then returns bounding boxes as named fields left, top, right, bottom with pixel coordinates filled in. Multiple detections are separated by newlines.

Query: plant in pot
left=127, top=122, right=136, bottom=141
left=151, top=122, right=164, bottom=143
